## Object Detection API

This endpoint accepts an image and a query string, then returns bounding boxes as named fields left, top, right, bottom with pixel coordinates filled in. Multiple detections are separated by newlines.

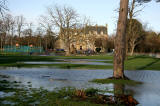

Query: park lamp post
left=16, top=43, right=19, bottom=47
left=29, top=44, right=33, bottom=55
left=15, top=43, right=19, bottom=52
left=30, top=44, right=33, bottom=48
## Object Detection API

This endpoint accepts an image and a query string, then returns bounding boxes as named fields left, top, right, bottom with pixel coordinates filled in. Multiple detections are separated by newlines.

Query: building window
left=94, top=31, right=97, bottom=35
left=101, top=31, right=104, bottom=35
left=80, top=46, right=82, bottom=50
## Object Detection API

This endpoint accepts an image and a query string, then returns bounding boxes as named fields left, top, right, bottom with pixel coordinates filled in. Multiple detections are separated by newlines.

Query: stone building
left=55, top=24, right=108, bottom=53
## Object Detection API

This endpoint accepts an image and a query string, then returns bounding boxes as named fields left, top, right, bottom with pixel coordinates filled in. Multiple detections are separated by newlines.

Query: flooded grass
left=0, top=79, right=108, bottom=106
left=0, top=77, right=21, bottom=93
left=0, top=73, right=110, bottom=106
left=0, top=55, right=160, bottom=70
left=0, top=55, right=160, bottom=105
left=0, top=55, right=113, bottom=69
left=91, top=79, right=142, bottom=86
left=0, top=63, right=113, bottom=69
left=1, top=68, right=160, bottom=105
left=0, top=82, right=137, bottom=106
left=0, top=75, right=98, bottom=106
left=0, top=73, right=138, bottom=106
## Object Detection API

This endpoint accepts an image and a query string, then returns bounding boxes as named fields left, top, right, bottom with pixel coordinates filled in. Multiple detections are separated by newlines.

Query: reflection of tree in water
left=73, top=83, right=139, bottom=105
left=114, top=84, right=125, bottom=95
left=113, top=83, right=139, bottom=106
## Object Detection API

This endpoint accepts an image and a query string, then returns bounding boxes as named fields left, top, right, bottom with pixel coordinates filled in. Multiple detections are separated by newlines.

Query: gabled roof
left=84, top=25, right=108, bottom=35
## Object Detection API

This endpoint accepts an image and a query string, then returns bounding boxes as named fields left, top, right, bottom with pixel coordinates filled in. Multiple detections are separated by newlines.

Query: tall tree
left=0, top=0, right=8, bottom=17
left=113, top=0, right=129, bottom=79
left=145, top=31, right=160, bottom=53
left=127, top=19, right=144, bottom=55
left=35, top=27, right=43, bottom=49
left=23, top=22, right=33, bottom=46
left=126, top=0, right=143, bottom=58
left=39, top=15, right=54, bottom=51
left=47, top=5, right=78, bottom=55
left=113, top=0, right=160, bottom=79
left=0, top=0, right=8, bottom=50
left=15, top=15, right=25, bottom=44
left=3, top=14, right=15, bottom=46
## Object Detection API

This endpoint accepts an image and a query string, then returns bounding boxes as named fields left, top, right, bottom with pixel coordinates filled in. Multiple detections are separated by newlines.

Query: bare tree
left=0, top=0, right=8, bottom=17
left=35, top=27, right=43, bottom=49
left=47, top=5, right=78, bottom=55
left=127, top=19, right=144, bottom=55
left=39, top=15, right=55, bottom=51
left=10, top=15, right=15, bottom=47
left=4, top=14, right=16, bottom=47
left=15, top=15, right=25, bottom=44
left=126, top=0, right=144, bottom=56
left=39, top=15, right=53, bottom=32
left=113, top=0, right=129, bottom=79
left=23, top=22, right=33, bottom=46
left=0, top=0, right=8, bottom=50
left=113, top=0, right=160, bottom=79
left=126, top=0, right=160, bottom=56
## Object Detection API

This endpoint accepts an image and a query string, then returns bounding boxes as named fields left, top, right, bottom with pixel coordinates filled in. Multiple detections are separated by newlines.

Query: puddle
left=55, top=59, right=111, bottom=62
left=0, top=92, right=15, bottom=98
left=18, top=59, right=112, bottom=66
left=0, top=68, right=160, bottom=106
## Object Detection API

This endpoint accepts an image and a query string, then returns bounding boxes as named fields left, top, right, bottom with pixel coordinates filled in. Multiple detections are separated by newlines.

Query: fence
left=1, top=45, right=44, bottom=53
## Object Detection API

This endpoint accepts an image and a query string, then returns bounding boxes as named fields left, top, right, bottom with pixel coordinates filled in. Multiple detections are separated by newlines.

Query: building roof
left=84, top=25, right=108, bottom=35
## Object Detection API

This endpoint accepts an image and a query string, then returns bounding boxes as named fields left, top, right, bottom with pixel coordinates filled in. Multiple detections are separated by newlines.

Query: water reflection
left=0, top=68, right=160, bottom=105
left=113, top=83, right=139, bottom=105
left=19, top=61, right=112, bottom=66
left=17, top=59, right=112, bottom=66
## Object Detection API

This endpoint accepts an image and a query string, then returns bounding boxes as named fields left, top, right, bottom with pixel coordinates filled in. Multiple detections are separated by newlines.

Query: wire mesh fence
left=1, top=45, right=44, bottom=53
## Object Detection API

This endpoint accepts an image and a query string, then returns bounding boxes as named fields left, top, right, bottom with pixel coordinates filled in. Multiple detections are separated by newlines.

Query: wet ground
left=18, top=59, right=112, bottom=65
left=0, top=59, right=160, bottom=106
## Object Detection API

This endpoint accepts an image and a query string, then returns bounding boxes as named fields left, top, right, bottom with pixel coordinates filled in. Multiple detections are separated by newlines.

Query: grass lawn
left=0, top=54, right=160, bottom=71
left=125, top=55, right=160, bottom=70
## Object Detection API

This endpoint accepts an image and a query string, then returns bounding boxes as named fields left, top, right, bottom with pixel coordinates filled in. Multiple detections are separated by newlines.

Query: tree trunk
left=113, top=0, right=129, bottom=79
left=65, top=42, right=71, bottom=56
left=1, top=36, right=2, bottom=50
left=45, top=38, right=48, bottom=51
left=125, top=38, right=128, bottom=60
left=130, top=44, right=135, bottom=56
left=65, top=29, right=71, bottom=56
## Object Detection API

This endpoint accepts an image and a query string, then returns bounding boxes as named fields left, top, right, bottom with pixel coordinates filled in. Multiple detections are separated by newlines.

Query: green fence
left=2, top=45, right=44, bottom=53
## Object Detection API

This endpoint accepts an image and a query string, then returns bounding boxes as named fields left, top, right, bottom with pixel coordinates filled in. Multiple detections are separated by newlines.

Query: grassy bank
left=0, top=55, right=160, bottom=70
left=92, top=78, right=142, bottom=86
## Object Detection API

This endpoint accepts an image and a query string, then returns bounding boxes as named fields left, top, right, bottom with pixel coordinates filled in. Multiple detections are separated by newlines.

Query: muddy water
left=0, top=67, right=160, bottom=106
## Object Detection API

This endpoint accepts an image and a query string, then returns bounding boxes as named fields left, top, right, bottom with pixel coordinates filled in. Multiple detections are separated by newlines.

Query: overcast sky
left=8, top=0, right=160, bottom=35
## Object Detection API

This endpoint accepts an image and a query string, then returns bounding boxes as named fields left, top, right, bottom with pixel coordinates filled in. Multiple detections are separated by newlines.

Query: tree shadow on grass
left=137, top=59, right=160, bottom=70
left=127, top=55, right=150, bottom=61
